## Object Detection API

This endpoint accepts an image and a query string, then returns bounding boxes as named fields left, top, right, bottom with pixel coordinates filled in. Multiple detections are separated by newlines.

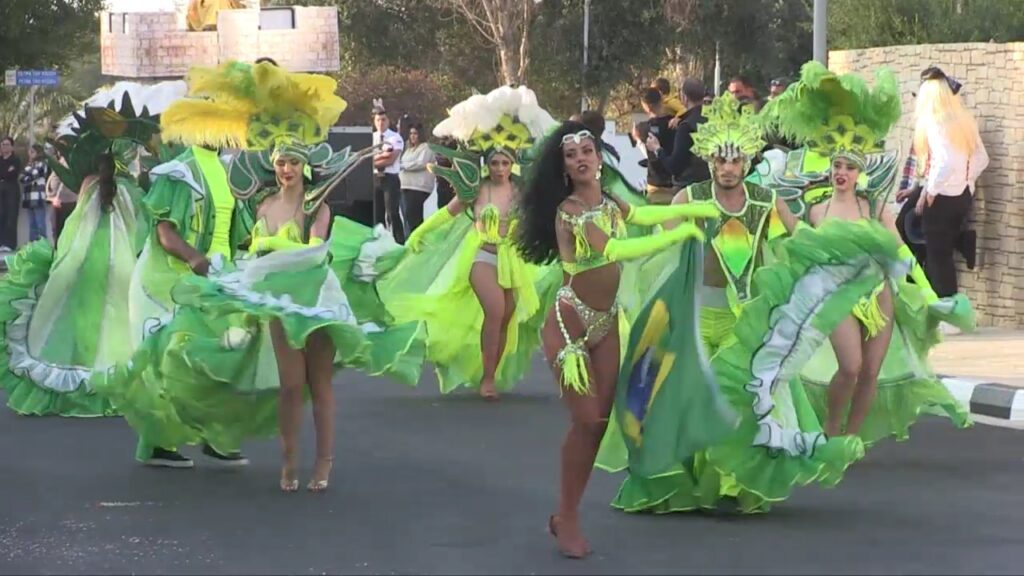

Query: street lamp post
left=813, top=0, right=828, bottom=65
left=581, top=0, right=590, bottom=111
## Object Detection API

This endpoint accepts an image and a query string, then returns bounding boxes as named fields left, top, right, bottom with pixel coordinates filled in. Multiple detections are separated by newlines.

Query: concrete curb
left=941, top=376, right=1024, bottom=421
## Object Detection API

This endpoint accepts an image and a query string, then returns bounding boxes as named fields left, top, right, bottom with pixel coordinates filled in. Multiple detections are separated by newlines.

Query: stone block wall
left=101, top=6, right=340, bottom=78
left=830, top=43, right=1024, bottom=328
left=101, top=12, right=218, bottom=77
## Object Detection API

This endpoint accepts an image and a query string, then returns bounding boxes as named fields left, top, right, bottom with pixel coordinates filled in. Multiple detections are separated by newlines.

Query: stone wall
left=101, top=6, right=339, bottom=78
left=830, top=43, right=1024, bottom=328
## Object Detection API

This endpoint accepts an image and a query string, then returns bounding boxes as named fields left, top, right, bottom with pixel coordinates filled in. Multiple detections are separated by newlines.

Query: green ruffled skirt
left=94, top=222, right=425, bottom=456
left=610, top=219, right=909, bottom=513
left=0, top=182, right=147, bottom=421
left=799, top=284, right=972, bottom=446
left=362, top=214, right=558, bottom=393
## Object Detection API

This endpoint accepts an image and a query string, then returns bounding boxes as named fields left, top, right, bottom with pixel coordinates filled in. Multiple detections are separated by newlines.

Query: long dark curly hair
left=96, top=153, right=117, bottom=211
left=516, top=120, right=602, bottom=265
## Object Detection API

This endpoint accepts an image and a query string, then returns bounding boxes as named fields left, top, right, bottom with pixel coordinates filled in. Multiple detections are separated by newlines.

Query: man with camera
left=632, top=87, right=676, bottom=204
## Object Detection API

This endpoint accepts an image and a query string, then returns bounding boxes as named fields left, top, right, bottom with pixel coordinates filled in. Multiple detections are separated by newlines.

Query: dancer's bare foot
left=547, top=514, right=590, bottom=559
left=280, top=459, right=299, bottom=493
left=307, top=456, right=333, bottom=492
left=479, top=379, right=499, bottom=401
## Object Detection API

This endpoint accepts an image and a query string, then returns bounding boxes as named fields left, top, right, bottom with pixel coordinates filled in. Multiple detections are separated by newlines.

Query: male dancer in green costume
left=610, top=93, right=868, bottom=514
left=125, top=143, right=253, bottom=468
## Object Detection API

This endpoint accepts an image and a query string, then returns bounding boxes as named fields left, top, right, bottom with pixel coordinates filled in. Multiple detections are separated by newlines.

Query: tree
left=0, top=0, right=105, bottom=74
left=432, top=0, right=539, bottom=85
left=0, top=1, right=107, bottom=142
left=335, top=66, right=453, bottom=128
left=660, top=0, right=813, bottom=94
left=829, top=0, right=1024, bottom=49
left=529, top=0, right=674, bottom=116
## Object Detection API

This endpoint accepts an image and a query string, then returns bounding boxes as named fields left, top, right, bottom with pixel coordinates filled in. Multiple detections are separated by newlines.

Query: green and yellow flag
left=615, top=240, right=738, bottom=478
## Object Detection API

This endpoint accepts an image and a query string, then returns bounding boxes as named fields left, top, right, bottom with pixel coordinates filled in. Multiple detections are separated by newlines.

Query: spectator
left=371, top=103, right=405, bottom=243
left=572, top=110, right=619, bottom=162
left=19, top=144, right=49, bottom=242
left=768, top=77, right=788, bottom=99
left=632, top=87, right=676, bottom=203
left=651, top=77, right=684, bottom=117
left=894, top=148, right=928, bottom=268
left=912, top=65, right=988, bottom=298
left=432, top=135, right=457, bottom=208
left=0, top=136, right=23, bottom=251
left=46, top=147, right=77, bottom=241
left=398, top=122, right=436, bottom=239
left=728, top=74, right=763, bottom=111
left=645, top=77, right=711, bottom=189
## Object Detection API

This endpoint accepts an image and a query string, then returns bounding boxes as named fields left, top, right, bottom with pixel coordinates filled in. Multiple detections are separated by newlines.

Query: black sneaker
left=202, top=443, right=250, bottom=467
left=144, top=448, right=194, bottom=469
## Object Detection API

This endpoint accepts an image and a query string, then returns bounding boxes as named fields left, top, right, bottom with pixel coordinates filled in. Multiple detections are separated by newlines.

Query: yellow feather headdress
left=160, top=61, right=347, bottom=151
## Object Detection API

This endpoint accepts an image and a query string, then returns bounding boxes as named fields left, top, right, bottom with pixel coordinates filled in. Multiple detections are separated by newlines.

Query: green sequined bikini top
left=557, top=194, right=626, bottom=276
left=472, top=184, right=519, bottom=245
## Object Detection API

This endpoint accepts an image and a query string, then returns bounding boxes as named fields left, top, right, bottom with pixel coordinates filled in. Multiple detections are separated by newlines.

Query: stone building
left=100, top=3, right=339, bottom=77
left=830, top=43, right=1024, bottom=328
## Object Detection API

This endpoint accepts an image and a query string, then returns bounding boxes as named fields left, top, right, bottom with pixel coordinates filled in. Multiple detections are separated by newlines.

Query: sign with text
left=4, top=69, right=60, bottom=87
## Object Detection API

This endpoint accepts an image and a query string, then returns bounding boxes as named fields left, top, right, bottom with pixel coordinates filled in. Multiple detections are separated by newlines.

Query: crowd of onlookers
left=628, top=75, right=788, bottom=204
left=6, top=64, right=983, bottom=304
left=370, top=104, right=456, bottom=245
left=0, top=136, right=78, bottom=253
left=628, top=67, right=987, bottom=308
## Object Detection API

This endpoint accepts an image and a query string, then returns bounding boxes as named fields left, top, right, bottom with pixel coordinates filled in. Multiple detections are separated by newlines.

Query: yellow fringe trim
left=852, top=285, right=889, bottom=339
left=557, top=343, right=591, bottom=396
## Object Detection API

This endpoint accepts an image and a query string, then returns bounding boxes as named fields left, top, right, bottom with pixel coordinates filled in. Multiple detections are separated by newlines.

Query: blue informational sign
left=4, top=69, right=60, bottom=87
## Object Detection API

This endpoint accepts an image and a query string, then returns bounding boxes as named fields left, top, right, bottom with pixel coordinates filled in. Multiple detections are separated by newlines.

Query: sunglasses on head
left=560, top=130, right=595, bottom=146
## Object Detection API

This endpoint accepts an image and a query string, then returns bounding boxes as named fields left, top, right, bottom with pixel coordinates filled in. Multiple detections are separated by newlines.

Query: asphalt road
left=2, top=357, right=1023, bottom=575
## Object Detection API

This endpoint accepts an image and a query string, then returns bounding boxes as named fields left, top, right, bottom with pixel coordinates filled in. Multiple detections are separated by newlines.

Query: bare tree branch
left=433, top=0, right=536, bottom=85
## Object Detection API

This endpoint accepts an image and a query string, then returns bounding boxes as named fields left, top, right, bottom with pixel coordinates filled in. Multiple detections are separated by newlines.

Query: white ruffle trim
left=746, top=256, right=898, bottom=457
left=6, top=288, right=93, bottom=393
left=352, top=224, right=401, bottom=282
left=207, top=244, right=380, bottom=332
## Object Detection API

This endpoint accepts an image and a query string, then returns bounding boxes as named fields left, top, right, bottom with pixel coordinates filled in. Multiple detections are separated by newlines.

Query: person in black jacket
left=0, top=136, right=22, bottom=251
left=645, top=77, right=710, bottom=189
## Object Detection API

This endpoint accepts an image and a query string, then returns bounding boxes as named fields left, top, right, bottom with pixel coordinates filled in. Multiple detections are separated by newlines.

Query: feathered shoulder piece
left=760, top=61, right=901, bottom=168
left=160, top=60, right=347, bottom=151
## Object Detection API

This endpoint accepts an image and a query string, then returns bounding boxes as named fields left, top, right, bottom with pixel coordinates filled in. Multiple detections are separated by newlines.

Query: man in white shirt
left=372, top=107, right=406, bottom=243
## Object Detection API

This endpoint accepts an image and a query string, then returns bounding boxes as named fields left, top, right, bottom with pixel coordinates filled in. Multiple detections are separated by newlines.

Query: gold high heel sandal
left=280, top=468, right=299, bottom=493
left=280, top=453, right=299, bottom=493
left=307, top=456, right=333, bottom=492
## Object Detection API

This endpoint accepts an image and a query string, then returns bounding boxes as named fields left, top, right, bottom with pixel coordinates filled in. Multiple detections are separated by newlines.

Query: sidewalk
left=932, top=328, right=1024, bottom=422
left=930, top=328, right=1024, bottom=387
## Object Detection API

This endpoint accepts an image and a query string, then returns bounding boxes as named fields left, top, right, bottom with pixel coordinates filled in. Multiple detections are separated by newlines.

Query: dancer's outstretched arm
left=156, top=221, right=209, bottom=276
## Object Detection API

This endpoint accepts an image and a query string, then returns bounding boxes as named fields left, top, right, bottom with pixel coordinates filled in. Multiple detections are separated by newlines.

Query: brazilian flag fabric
left=615, top=239, right=738, bottom=479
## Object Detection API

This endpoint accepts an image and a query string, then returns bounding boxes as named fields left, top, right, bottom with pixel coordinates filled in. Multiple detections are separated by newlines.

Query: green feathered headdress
left=691, top=92, right=765, bottom=161
left=760, top=61, right=901, bottom=170
left=228, top=141, right=377, bottom=216
left=48, top=92, right=162, bottom=194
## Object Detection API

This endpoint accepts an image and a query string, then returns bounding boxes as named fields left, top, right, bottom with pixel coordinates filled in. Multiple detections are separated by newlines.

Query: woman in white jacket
left=398, top=123, right=437, bottom=239
left=912, top=67, right=988, bottom=298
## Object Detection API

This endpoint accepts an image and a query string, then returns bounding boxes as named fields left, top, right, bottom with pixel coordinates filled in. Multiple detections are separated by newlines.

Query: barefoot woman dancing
left=383, top=86, right=557, bottom=400
left=517, top=121, right=715, bottom=558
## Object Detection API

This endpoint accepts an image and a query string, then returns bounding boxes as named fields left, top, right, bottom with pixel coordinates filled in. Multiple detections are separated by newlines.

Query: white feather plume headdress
left=433, top=85, right=556, bottom=158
